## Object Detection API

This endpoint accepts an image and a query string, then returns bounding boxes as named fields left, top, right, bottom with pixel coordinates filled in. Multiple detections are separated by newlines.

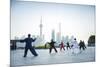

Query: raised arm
left=54, top=41, right=56, bottom=44
left=32, top=38, right=36, bottom=42
left=59, top=44, right=61, bottom=47
left=20, top=39, right=26, bottom=43
left=45, top=42, right=50, bottom=48
left=45, top=42, right=48, bottom=48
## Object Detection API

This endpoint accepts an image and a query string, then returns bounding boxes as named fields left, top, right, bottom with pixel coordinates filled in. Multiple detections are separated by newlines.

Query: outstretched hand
left=33, top=38, right=37, bottom=42
left=34, top=38, right=37, bottom=40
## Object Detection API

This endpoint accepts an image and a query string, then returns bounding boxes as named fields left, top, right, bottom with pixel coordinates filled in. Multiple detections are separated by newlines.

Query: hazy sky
left=11, top=0, right=95, bottom=43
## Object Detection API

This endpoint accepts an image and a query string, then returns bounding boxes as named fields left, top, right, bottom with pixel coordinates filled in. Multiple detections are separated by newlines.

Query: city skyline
left=11, top=0, right=95, bottom=44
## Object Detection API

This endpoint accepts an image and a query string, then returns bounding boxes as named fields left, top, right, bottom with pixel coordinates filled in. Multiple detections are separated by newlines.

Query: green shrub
left=34, top=44, right=50, bottom=49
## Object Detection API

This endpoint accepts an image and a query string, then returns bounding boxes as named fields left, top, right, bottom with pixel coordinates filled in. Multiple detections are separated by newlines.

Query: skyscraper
left=59, top=23, right=61, bottom=36
left=51, top=29, right=55, bottom=41
left=56, top=23, right=62, bottom=45
left=59, top=23, right=61, bottom=43
left=56, top=32, right=61, bottom=45
left=40, top=16, right=43, bottom=38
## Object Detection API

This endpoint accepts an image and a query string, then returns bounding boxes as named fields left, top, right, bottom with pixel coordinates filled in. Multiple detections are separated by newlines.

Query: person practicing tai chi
left=79, top=40, right=86, bottom=51
left=59, top=41, right=65, bottom=51
left=66, top=42, right=71, bottom=50
left=71, top=38, right=80, bottom=54
left=20, top=34, right=38, bottom=57
left=47, top=39, right=58, bottom=53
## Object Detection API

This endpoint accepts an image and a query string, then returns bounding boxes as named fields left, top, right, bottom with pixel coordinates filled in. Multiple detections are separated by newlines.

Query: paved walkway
left=11, top=47, right=95, bottom=66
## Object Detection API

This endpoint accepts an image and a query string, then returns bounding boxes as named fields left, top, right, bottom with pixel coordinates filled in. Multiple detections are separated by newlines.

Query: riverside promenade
left=11, top=47, right=95, bottom=66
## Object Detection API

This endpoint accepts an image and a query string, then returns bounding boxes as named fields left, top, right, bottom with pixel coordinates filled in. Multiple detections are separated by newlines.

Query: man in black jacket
left=20, top=34, right=38, bottom=57
left=48, top=39, right=58, bottom=53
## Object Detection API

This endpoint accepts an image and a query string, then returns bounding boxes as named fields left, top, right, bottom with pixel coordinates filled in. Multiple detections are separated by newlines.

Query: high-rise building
left=51, top=29, right=55, bottom=41
left=56, top=32, right=61, bottom=44
left=58, top=23, right=61, bottom=43
left=56, top=23, right=62, bottom=45
left=14, top=36, right=19, bottom=40
left=65, top=35, right=69, bottom=42
left=20, top=35, right=25, bottom=39
left=39, top=16, right=43, bottom=38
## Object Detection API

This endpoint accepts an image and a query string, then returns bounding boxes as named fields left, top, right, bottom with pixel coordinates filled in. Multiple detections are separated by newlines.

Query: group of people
left=19, top=34, right=86, bottom=57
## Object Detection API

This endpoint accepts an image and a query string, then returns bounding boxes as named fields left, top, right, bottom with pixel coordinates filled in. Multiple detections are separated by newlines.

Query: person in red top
left=59, top=41, right=65, bottom=51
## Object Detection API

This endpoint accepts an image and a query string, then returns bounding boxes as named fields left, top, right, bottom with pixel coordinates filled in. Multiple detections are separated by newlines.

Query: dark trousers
left=60, top=46, right=65, bottom=51
left=24, top=47, right=38, bottom=57
left=79, top=46, right=86, bottom=50
left=49, top=46, right=57, bottom=53
left=66, top=46, right=71, bottom=50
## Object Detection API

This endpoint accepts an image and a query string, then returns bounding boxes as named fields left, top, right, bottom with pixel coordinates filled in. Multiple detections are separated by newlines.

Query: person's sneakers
left=23, top=55, right=26, bottom=58
left=56, top=51, right=58, bottom=53
left=34, top=54, right=38, bottom=56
